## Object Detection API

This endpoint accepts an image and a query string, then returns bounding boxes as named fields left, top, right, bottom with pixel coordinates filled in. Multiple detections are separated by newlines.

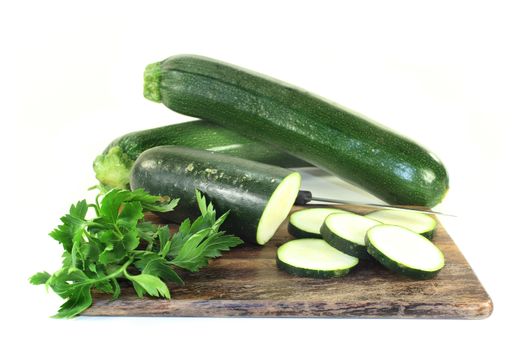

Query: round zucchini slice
left=276, top=239, right=359, bottom=278
left=320, top=212, right=380, bottom=259
left=365, top=209, right=437, bottom=240
left=288, top=208, right=347, bottom=239
left=365, top=225, right=445, bottom=279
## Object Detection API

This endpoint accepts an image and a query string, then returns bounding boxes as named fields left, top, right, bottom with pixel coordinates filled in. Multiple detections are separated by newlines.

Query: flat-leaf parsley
left=30, top=188, right=242, bottom=318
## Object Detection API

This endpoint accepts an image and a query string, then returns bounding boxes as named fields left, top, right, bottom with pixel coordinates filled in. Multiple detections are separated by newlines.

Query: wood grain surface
left=83, top=205, right=493, bottom=319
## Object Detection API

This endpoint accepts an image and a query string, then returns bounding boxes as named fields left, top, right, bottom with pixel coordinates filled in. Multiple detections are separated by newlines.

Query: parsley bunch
left=30, top=188, right=243, bottom=318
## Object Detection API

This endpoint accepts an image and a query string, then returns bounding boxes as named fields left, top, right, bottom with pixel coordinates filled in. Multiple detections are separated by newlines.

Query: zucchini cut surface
left=366, top=225, right=445, bottom=279
left=257, top=172, right=302, bottom=245
left=288, top=208, right=347, bottom=239
left=277, top=239, right=359, bottom=278
left=365, top=209, right=437, bottom=240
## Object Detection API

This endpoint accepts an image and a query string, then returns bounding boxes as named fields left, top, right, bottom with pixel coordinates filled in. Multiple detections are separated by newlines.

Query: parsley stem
left=106, top=259, right=133, bottom=280
left=74, top=259, right=134, bottom=289
left=87, top=203, right=100, bottom=217
left=85, top=221, right=106, bottom=229
left=113, top=224, right=124, bottom=239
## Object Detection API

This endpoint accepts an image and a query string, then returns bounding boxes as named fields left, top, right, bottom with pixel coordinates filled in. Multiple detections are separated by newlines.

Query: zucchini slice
left=365, top=209, right=437, bottom=240
left=276, top=239, right=359, bottom=278
left=365, top=225, right=445, bottom=279
left=288, top=208, right=347, bottom=239
left=320, top=212, right=380, bottom=259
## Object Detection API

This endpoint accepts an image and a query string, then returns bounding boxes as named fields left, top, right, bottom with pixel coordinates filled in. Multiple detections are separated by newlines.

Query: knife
left=294, top=190, right=455, bottom=217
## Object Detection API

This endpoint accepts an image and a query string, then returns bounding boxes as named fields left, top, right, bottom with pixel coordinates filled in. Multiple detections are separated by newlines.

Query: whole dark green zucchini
left=143, top=55, right=449, bottom=207
left=93, top=120, right=309, bottom=189
left=129, top=146, right=302, bottom=245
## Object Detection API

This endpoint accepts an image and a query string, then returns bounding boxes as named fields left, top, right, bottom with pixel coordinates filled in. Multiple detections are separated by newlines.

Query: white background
left=5, top=0, right=524, bottom=348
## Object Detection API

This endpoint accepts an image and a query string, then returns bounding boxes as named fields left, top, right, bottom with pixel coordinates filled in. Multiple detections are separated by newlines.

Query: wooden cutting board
left=83, top=205, right=493, bottom=319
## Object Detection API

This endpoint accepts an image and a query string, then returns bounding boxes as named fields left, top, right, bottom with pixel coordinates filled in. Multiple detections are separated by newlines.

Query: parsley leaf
left=29, top=271, right=51, bottom=285
left=49, top=200, right=88, bottom=252
left=167, top=190, right=243, bottom=272
left=126, top=273, right=171, bottom=299
left=30, top=188, right=242, bottom=318
left=171, top=225, right=242, bottom=272
left=134, top=252, right=184, bottom=285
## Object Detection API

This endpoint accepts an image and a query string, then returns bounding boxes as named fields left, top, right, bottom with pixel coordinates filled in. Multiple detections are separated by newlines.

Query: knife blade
left=295, top=190, right=455, bottom=217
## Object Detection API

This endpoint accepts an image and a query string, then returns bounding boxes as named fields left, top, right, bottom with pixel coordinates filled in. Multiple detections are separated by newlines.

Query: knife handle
left=295, top=190, right=313, bottom=205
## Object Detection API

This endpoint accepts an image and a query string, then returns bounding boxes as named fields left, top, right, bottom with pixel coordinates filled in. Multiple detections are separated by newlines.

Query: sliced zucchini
left=320, top=212, right=380, bottom=259
left=365, top=225, right=445, bottom=279
left=365, top=209, right=437, bottom=240
left=256, top=173, right=303, bottom=245
left=130, top=146, right=301, bottom=245
left=276, top=239, right=359, bottom=278
left=288, top=208, right=347, bottom=239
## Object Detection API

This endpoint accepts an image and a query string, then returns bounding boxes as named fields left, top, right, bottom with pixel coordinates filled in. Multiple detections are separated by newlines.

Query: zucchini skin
left=276, top=257, right=353, bottom=279
left=93, top=120, right=309, bottom=189
left=129, top=145, right=299, bottom=245
left=287, top=223, right=320, bottom=239
left=145, top=55, right=449, bottom=207
left=420, top=229, right=435, bottom=241
left=320, top=222, right=370, bottom=259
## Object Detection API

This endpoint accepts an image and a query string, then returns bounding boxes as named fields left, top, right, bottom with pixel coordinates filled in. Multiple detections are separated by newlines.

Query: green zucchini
left=129, top=146, right=301, bottom=245
left=320, top=212, right=380, bottom=259
left=365, top=224, right=445, bottom=279
left=144, top=54, right=449, bottom=207
left=365, top=209, right=437, bottom=240
left=276, top=238, right=359, bottom=278
left=94, top=120, right=309, bottom=189
left=288, top=207, right=347, bottom=239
